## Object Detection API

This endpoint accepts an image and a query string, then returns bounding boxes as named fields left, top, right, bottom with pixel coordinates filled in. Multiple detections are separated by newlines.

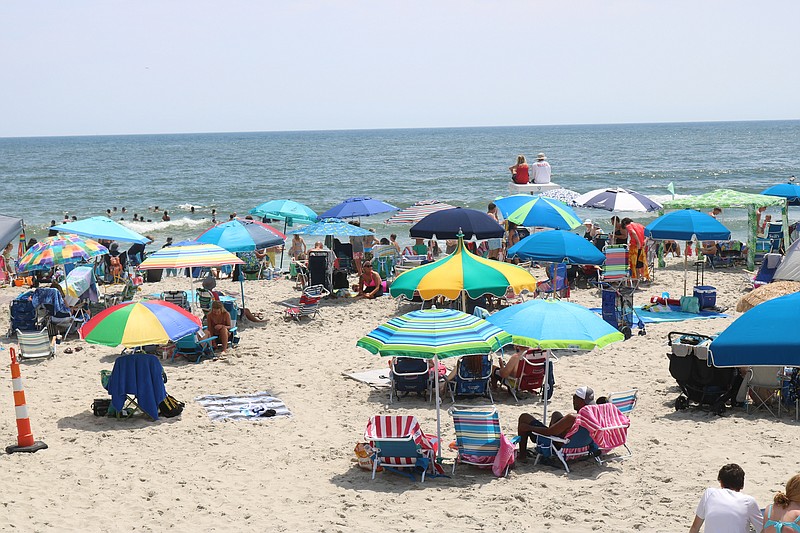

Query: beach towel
left=343, top=368, right=391, bottom=388
left=491, top=433, right=517, bottom=477
left=195, top=392, right=291, bottom=421
left=106, top=353, right=167, bottom=420
left=591, top=306, right=728, bottom=323
left=566, top=403, right=630, bottom=452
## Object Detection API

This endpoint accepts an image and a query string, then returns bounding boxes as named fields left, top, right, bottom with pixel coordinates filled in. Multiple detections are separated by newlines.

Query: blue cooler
left=693, top=285, right=716, bottom=309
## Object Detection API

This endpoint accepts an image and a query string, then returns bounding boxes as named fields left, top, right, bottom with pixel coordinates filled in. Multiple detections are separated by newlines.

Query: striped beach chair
left=606, top=389, right=638, bottom=415
left=364, top=415, right=440, bottom=482
left=16, top=328, right=57, bottom=359
left=600, top=245, right=630, bottom=285
left=449, top=406, right=516, bottom=476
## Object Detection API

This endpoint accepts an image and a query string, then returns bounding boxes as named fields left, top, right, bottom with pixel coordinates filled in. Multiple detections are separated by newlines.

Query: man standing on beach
left=531, top=153, right=552, bottom=184
left=689, top=463, right=762, bottom=533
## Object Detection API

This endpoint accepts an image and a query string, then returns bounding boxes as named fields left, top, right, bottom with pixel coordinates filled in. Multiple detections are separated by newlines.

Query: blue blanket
left=106, top=354, right=167, bottom=420
left=591, top=306, right=728, bottom=324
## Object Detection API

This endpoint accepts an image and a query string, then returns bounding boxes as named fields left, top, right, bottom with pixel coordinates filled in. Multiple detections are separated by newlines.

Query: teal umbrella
left=288, top=218, right=374, bottom=237
left=249, top=200, right=318, bottom=267
left=51, top=216, right=149, bottom=244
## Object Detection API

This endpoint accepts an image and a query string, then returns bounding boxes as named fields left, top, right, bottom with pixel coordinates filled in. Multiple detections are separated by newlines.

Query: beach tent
left=51, top=216, right=149, bottom=244
left=773, top=238, right=800, bottom=282
left=663, top=189, right=784, bottom=270
left=0, top=214, right=24, bottom=250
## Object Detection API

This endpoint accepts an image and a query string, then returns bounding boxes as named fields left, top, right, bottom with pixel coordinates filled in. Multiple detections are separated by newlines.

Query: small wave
left=177, top=203, right=207, bottom=211
left=120, top=217, right=209, bottom=234
left=648, top=193, right=692, bottom=204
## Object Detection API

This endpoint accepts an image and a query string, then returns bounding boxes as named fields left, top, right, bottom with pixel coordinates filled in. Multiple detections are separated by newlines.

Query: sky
left=1, top=0, right=799, bottom=137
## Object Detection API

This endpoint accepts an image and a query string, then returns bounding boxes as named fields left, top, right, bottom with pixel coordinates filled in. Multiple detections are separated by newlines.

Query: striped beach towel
left=195, top=392, right=291, bottom=421
left=566, top=403, right=630, bottom=452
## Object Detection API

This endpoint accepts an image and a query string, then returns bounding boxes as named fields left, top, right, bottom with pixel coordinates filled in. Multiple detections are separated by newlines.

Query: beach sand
left=0, top=258, right=797, bottom=532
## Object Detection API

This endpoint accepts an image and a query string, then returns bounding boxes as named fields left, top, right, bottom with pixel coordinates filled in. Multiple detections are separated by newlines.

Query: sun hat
left=537, top=153, right=547, bottom=160
left=575, top=386, right=596, bottom=404
left=583, top=219, right=592, bottom=225
left=202, top=276, right=217, bottom=290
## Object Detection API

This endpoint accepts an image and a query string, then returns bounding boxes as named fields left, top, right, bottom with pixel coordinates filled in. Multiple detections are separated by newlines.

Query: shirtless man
left=517, top=386, right=595, bottom=459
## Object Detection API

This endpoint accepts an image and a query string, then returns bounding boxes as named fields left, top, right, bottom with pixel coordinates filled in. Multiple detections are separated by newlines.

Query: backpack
left=158, top=394, right=184, bottom=418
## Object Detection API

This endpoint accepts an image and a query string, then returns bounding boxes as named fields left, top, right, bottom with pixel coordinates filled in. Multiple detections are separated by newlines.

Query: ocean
left=1, top=120, right=799, bottom=248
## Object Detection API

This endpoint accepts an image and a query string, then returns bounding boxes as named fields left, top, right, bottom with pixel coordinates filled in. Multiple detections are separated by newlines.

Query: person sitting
left=763, top=473, right=800, bottom=533
left=689, top=463, right=762, bottom=533
left=440, top=355, right=486, bottom=395
left=517, top=386, right=596, bottom=460
left=490, top=346, right=524, bottom=390
left=663, top=240, right=681, bottom=257
left=509, top=155, right=529, bottom=184
left=411, top=238, right=428, bottom=256
left=353, top=261, right=383, bottom=299
left=205, top=301, right=232, bottom=352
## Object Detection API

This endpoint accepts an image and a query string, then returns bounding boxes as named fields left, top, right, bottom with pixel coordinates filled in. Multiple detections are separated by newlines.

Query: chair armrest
left=527, top=428, right=568, bottom=444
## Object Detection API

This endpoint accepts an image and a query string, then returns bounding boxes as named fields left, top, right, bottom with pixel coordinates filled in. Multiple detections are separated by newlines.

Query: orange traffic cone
left=6, top=347, right=47, bottom=454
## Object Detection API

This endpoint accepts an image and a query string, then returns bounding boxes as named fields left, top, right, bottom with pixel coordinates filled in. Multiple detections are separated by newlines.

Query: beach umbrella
left=760, top=183, right=800, bottom=206
left=645, top=209, right=731, bottom=295
left=385, top=200, right=457, bottom=225
left=575, top=188, right=662, bottom=212
left=51, top=216, right=149, bottom=244
left=540, top=188, right=580, bottom=206
left=506, top=230, right=606, bottom=265
left=389, top=235, right=537, bottom=306
left=196, top=218, right=285, bottom=253
left=710, top=292, right=800, bottom=367
left=357, top=308, right=512, bottom=457
left=735, top=281, right=800, bottom=312
left=486, top=299, right=624, bottom=423
left=249, top=199, right=318, bottom=225
left=138, top=241, right=244, bottom=270
left=60, top=265, right=99, bottom=306
left=410, top=208, right=504, bottom=240
left=318, top=197, right=398, bottom=219
left=17, top=234, right=108, bottom=272
left=0, top=214, right=24, bottom=251
left=79, top=300, right=202, bottom=348
left=287, top=218, right=375, bottom=237
left=496, top=196, right=581, bottom=230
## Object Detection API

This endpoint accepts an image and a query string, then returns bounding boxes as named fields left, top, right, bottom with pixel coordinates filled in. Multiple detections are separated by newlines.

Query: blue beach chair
left=449, top=405, right=517, bottom=476
left=172, top=331, right=216, bottom=363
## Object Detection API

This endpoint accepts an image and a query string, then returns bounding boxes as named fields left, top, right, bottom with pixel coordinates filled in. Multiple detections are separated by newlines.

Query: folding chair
left=364, top=415, right=441, bottom=482
left=161, top=290, right=191, bottom=312
left=172, top=331, right=217, bottom=363
left=535, top=263, right=570, bottom=299
left=599, top=245, right=630, bottom=286
left=746, top=366, right=784, bottom=417
left=752, top=253, right=782, bottom=288
left=284, top=284, right=329, bottom=321
left=101, top=353, right=167, bottom=420
left=16, top=328, right=57, bottom=359
left=503, top=349, right=556, bottom=403
left=389, top=357, right=432, bottom=403
left=606, top=389, right=639, bottom=415
left=449, top=405, right=517, bottom=476
left=448, top=355, right=493, bottom=403
left=196, top=288, right=214, bottom=320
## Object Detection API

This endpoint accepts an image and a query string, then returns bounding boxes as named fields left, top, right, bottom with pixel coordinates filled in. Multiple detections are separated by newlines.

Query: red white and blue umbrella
left=575, top=188, right=662, bottom=212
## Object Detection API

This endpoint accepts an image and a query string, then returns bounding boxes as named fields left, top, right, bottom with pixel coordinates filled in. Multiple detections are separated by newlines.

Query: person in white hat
left=583, top=219, right=599, bottom=241
left=516, top=386, right=595, bottom=460
left=531, top=152, right=552, bottom=184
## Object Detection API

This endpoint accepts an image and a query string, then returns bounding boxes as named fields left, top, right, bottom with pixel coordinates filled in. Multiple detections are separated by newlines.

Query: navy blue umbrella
left=644, top=209, right=730, bottom=241
left=575, top=188, right=662, bottom=212
left=506, top=230, right=606, bottom=264
left=410, top=208, right=505, bottom=240
left=761, top=183, right=800, bottom=206
left=710, top=292, right=800, bottom=367
left=318, top=197, right=398, bottom=219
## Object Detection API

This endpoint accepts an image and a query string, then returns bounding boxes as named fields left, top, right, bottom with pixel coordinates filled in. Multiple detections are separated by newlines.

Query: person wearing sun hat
left=583, top=218, right=599, bottom=241
left=531, top=152, right=552, bottom=184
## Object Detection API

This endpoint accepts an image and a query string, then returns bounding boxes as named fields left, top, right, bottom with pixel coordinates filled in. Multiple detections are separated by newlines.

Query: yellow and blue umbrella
left=17, top=234, right=108, bottom=272
left=138, top=241, right=244, bottom=270
left=495, top=195, right=581, bottom=230
left=79, top=300, right=202, bottom=348
left=389, top=236, right=537, bottom=300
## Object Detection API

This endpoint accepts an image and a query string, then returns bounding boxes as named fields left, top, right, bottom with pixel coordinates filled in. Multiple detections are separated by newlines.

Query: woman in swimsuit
left=354, top=261, right=383, bottom=299
left=289, top=234, right=306, bottom=260
left=764, top=474, right=800, bottom=533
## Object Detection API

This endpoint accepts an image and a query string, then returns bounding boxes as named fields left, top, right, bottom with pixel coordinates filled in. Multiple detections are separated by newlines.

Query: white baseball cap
left=575, top=386, right=596, bottom=404
left=583, top=219, right=592, bottom=225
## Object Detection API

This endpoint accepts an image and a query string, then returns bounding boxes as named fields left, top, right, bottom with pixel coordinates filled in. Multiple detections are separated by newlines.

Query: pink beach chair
left=364, top=415, right=441, bottom=482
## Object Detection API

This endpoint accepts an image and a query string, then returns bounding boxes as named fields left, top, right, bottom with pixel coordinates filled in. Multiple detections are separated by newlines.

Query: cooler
left=693, top=285, right=716, bottom=309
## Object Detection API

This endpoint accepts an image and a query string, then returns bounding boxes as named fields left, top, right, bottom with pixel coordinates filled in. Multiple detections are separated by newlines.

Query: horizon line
left=2, top=117, right=799, bottom=141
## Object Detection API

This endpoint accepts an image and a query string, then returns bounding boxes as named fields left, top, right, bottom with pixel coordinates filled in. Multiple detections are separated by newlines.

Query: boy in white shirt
left=689, top=463, right=762, bottom=533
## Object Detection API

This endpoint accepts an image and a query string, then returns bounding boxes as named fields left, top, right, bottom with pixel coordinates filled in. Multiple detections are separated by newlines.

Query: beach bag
left=353, top=442, right=382, bottom=472
left=332, top=269, right=349, bottom=290
left=158, top=394, right=184, bottom=418
left=92, top=398, right=111, bottom=417
left=680, top=296, right=700, bottom=314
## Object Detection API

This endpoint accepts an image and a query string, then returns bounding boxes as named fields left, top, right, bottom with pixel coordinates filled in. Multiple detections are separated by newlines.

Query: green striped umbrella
left=504, top=196, right=582, bottom=230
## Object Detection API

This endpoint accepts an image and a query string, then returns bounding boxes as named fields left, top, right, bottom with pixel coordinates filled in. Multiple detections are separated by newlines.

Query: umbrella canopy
left=0, top=214, right=24, bottom=251
left=710, top=292, right=800, bottom=367
left=506, top=230, right=606, bottom=264
left=138, top=241, right=244, bottom=270
left=17, top=234, right=108, bottom=272
left=248, top=199, right=318, bottom=224
left=761, top=183, right=800, bottom=206
left=287, top=218, right=375, bottom=237
left=497, top=196, right=581, bottom=230
left=540, top=188, right=580, bottom=206
left=389, top=237, right=537, bottom=300
left=51, top=216, right=149, bottom=244
left=385, top=200, right=457, bottom=225
left=663, top=189, right=784, bottom=210
left=410, top=208, right=504, bottom=240
left=196, top=218, right=285, bottom=253
left=318, top=197, right=398, bottom=219
left=575, top=188, right=662, bottom=212
left=60, top=265, right=99, bottom=305
left=735, top=280, right=800, bottom=312
left=79, top=300, right=202, bottom=348
left=644, top=209, right=731, bottom=241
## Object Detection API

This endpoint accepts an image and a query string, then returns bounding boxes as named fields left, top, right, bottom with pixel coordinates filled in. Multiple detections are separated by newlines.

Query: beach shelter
left=385, top=200, right=457, bottom=225
left=318, top=197, right=398, bottom=220
left=540, top=188, right=580, bottom=206
left=138, top=241, right=244, bottom=271
left=410, top=208, right=505, bottom=240
left=487, top=299, right=624, bottom=423
left=60, top=265, right=100, bottom=306
left=249, top=199, right=318, bottom=226
left=575, top=188, right=662, bottom=213
left=0, top=214, right=24, bottom=250
left=773, top=238, right=800, bottom=282
left=51, top=216, right=149, bottom=244
left=735, top=281, right=800, bottom=312
left=357, top=308, right=512, bottom=458
left=506, top=230, right=606, bottom=265
left=645, top=209, right=731, bottom=295
left=494, top=196, right=581, bottom=230
left=709, top=292, right=800, bottom=367
left=389, top=235, right=537, bottom=308
left=80, top=300, right=202, bottom=348
left=17, top=234, right=108, bottom=272
left=663, top=189, right=784, bottom=270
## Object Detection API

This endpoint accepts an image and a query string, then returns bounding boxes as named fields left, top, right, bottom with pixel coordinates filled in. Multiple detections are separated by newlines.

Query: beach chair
left=389, top=357, right=432, bottom=403
left=284, top=284, right=329, bottom=321
left=535, top=263, right=570, bottom=299
left=172, top=331, right=217, bottom=363
left=9, top=296, right=40, bottom=336
left=101, top=353, right=167, bottom=420
left=503, top=349, right=553, bottom=403
left=16, top=328, right=57, bottom=359
left=752, top=253, right=782, bottom=288
left=746, top=366, right=784, bottom=417
left=599, top=245, right=630, bottom=286
left=196, top=288, right=214, bottom=320
left=767, top=222, right=784, bottom=253
left=364, top=415, right=440, bottom=482
left=161, top=290, right=191, bottom=312
left=606, top=389, right=639, bottom=415
left=448, top=354, right=493, bottom=403
left=449, top=405, right=517, bottom=476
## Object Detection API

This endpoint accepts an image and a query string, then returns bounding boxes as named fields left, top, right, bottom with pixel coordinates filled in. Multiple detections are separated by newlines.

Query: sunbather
left=205, top=301, right=232, bottom=352
left=763, top=473, right=800, bottom=533
left=517, top=386, right=595, bottom=460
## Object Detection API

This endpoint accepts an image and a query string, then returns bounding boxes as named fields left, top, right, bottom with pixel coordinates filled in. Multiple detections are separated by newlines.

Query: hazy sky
left=2, top=1, right=799, bottom=137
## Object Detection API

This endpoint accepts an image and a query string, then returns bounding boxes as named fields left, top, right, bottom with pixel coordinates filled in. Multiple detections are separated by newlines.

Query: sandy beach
left=0, top=258, right=797, bottom=532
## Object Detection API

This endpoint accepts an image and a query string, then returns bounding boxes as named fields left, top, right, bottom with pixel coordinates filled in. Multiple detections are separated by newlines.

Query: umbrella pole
left=683, top=251, right=688, bottom=296
left=434, top=354, right=442, bottom=460
left=542, top=351, right=550, bottom=425
left=239, top=271, right=246, bottom=309
left=280, top=220, right=287, bottom=269
left=461, top=290, right=466, bottom=313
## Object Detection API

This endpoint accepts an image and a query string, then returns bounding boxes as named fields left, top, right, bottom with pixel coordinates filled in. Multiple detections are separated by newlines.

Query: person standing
left=621, top=218, right=650, bottom=281
left=487, top=202, right=504, bottom=260
left=689, top=464, right=762, bottom=533
left=531, top=153, right=552, bottom=184
left=509, top=155, right=529, bottom=184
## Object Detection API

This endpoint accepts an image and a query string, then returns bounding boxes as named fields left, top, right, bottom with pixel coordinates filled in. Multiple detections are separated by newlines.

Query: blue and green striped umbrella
left=496, top=195, right=582, bottom=230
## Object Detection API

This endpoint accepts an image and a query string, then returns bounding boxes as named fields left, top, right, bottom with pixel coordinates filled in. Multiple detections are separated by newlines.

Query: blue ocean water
left=1, top=120, right=798, bottom=246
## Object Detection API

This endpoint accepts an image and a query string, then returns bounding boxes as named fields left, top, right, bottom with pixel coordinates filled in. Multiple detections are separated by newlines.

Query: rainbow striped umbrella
left=385, top=200, right=457, bottom=225
left=138, top=240, right=244, bottom=270
left=17, top=234, right=108, bottom=272
left=389, top=236, right=537, bottom=300
left=497, top=195, right=581, bottom=230
left=79, top=300, right=202, bottom=348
